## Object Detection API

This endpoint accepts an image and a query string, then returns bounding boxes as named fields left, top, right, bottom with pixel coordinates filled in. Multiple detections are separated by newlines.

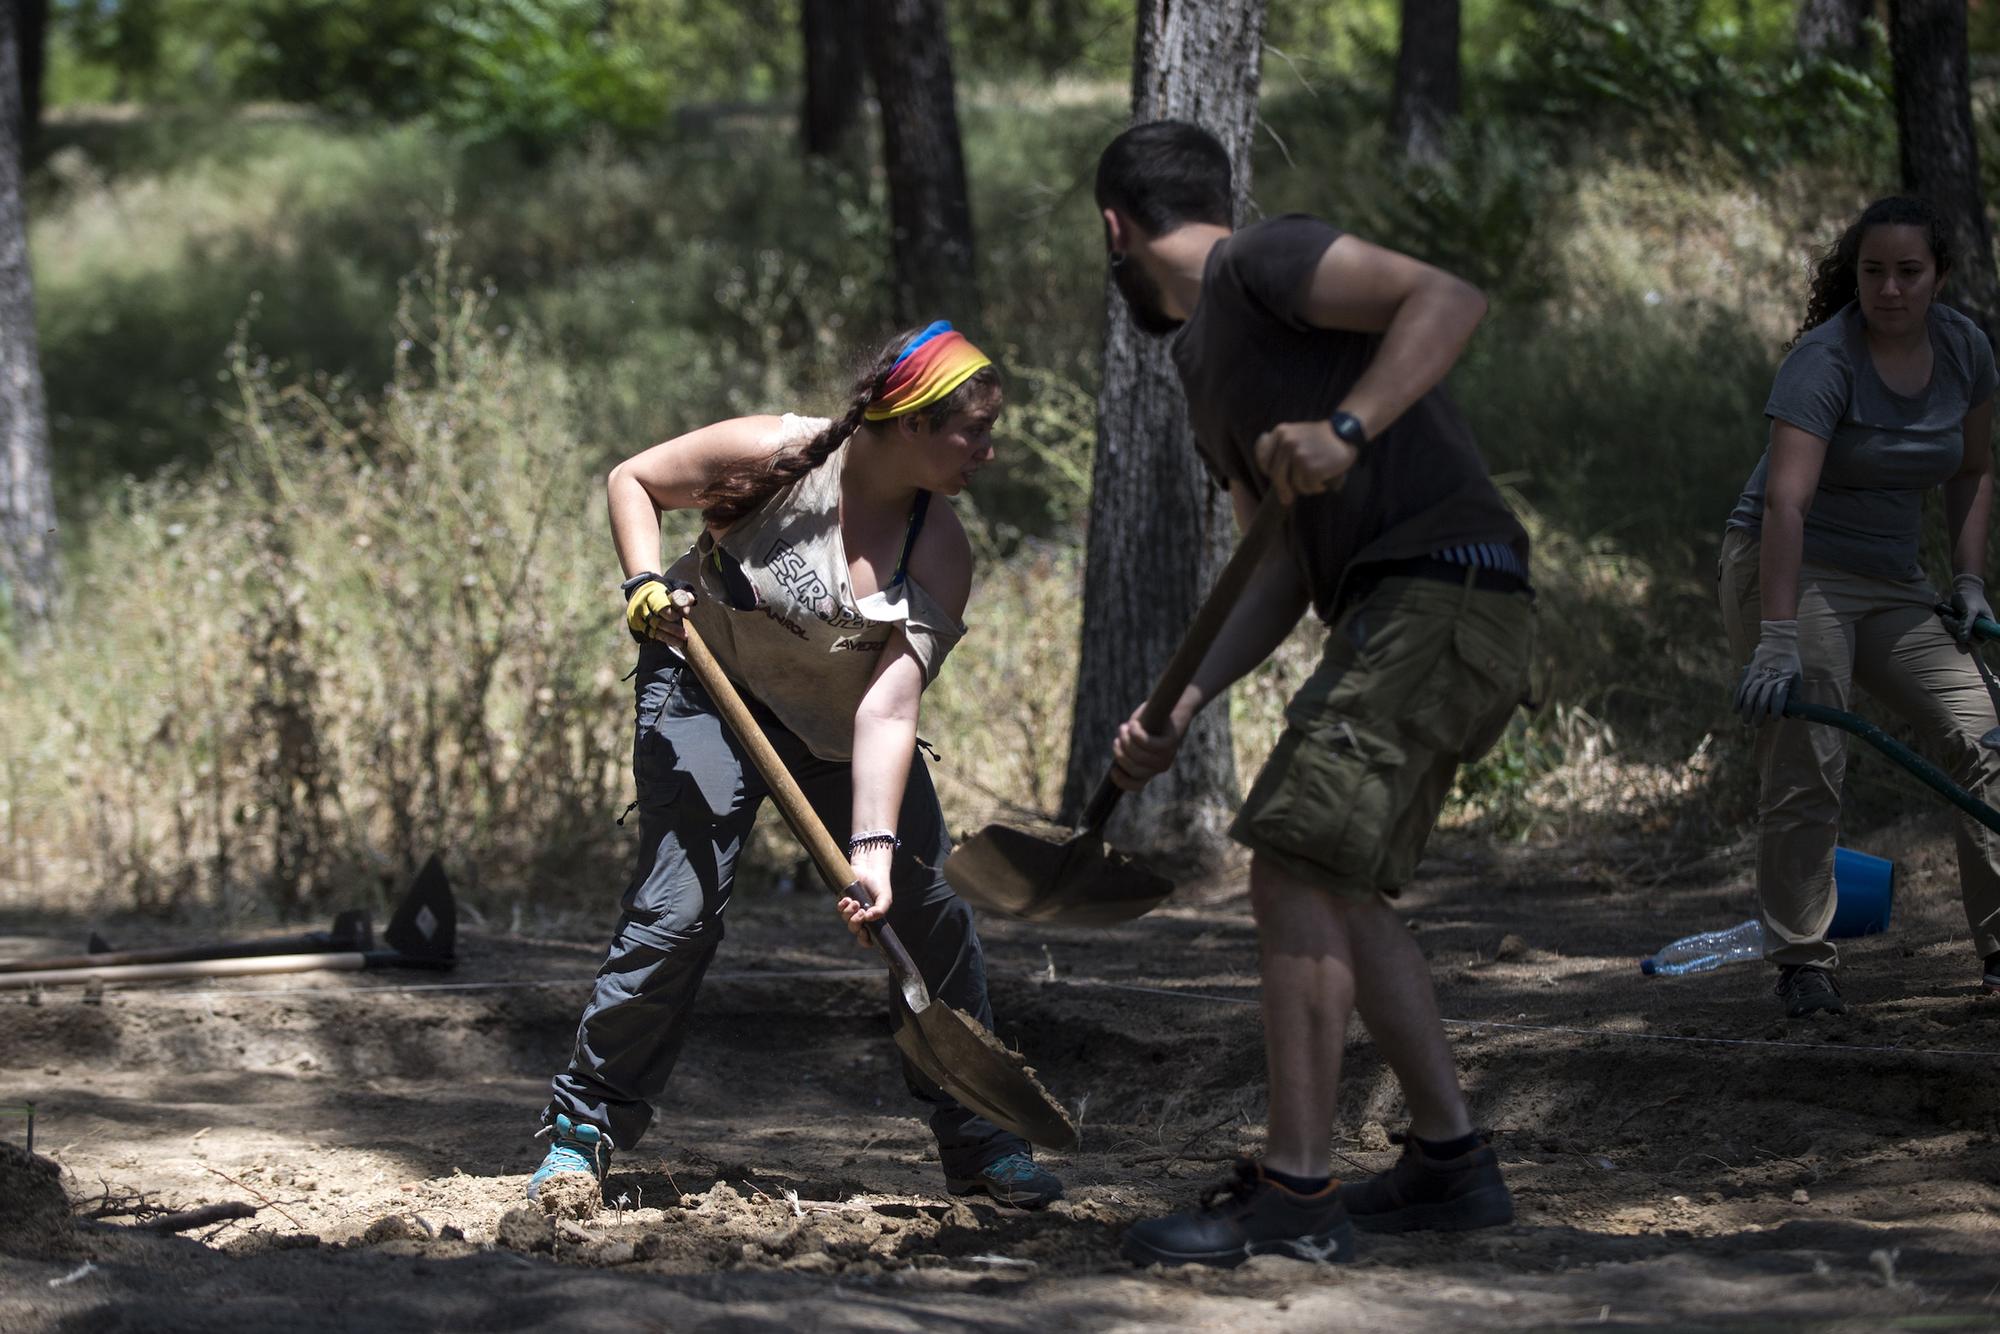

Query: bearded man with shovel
left=1091, top=121, right=1535, bottom=1267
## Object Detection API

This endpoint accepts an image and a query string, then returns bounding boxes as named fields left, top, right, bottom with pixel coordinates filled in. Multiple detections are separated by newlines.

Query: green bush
left=1499, top=0, right=1893, bottom=175
left=268, top=0, right=815, bottom=138
left=432, top=0, right=673, bottom=148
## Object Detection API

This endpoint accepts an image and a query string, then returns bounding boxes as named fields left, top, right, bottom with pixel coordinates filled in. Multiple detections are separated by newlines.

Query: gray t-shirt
left=1728, top=301, right=1998, bottom=579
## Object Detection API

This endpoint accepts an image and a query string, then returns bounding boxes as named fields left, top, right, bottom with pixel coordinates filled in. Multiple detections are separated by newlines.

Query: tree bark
left=12, top=0, right=44, bottom=147
left=1796, top=0, right=1874, bottom=64
left=0, top=0, right=57, bottom=642
left=801, top=0, right=865, bottom=158
left=1390, top=0, right=1460, bottom=165
left=1888, top=0, right=1999, bottom=345
left=1059, top=0, right=1266, bottom=850
left=863, top=0, right=979, bottom=323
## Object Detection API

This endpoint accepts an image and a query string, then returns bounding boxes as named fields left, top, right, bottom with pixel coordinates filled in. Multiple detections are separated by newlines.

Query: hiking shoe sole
left=944, top=1177, right=1062, bottom=1208
left=944, top=1153, right=1063, bottom=1209
left=1119, top=1219, right=1357, bottom=1268
left=1345, top=1182, right=1514, bottom=1234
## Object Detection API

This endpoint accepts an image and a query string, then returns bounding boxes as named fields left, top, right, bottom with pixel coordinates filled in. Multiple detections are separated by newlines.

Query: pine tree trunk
left=1059, top=0, right=1266, bottom=851
left=863, top=0, right=979, bottom=323
left=801, top=0, right=864, bottom=158
left=12, top=0, right=44, bottom=147
left=1390, top=0, right=1460, bottom=164
left=1889, top=0, right=1999, bottom=345
left=0, top=0, right=56, bottom=642
left=1796, top=0, right=1874, bottom=64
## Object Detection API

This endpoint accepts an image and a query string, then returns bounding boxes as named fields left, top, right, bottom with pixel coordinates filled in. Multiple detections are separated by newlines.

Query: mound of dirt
left=531, top=1171, right=601, bottom=1222
left=494, top=1207, right=555, bottom=1253
left=0, top=1141, right=76, bottom=1259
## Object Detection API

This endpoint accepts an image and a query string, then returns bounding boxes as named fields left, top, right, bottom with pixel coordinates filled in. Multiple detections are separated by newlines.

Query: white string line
left=17, top=965, right=2000, bottom=1062
left=82, top=969, right=883, bottom=1003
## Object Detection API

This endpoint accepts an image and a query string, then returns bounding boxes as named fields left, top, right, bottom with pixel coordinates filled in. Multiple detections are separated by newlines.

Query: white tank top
left=666, top=414, right=966, bottom=760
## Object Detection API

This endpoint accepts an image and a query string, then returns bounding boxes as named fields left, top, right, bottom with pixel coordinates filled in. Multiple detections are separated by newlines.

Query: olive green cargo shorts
left=1232, top=574, right=1536, bottom=899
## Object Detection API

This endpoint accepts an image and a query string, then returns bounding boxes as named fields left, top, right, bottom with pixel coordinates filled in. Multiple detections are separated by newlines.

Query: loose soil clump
left=0, top=1143, right=75, bottom=1259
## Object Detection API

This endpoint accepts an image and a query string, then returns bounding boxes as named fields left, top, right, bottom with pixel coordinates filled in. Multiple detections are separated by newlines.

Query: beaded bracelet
left=847, top=828, right=901, bottom=856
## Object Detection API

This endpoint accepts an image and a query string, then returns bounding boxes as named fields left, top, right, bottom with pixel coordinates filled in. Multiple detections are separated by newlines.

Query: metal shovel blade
left=945, top=820, right=1173, bottom=926
left=893, top=999, right=1078, bottom=1150
left=942, top=495, right=1292, bottom=928
left=674, top=621, right=1077, bottom=1148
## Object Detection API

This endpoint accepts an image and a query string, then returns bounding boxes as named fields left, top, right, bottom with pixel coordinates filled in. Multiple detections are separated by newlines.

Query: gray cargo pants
left=543, top=642, right=1028, bottom=1177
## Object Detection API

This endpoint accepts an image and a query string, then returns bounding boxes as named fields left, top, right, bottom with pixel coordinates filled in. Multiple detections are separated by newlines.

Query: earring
left=1109, top=250, right=1128, bottom=268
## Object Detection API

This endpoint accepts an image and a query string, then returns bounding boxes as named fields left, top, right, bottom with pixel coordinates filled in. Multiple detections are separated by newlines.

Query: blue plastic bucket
left=1830, top=847, right=1895, bottom=938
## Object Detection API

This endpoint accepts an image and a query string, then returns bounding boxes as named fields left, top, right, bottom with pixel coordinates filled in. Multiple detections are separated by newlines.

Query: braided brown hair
left=1788, top=196, right=1954, bottom=350
left=697, top=328, right=1001, bottom=529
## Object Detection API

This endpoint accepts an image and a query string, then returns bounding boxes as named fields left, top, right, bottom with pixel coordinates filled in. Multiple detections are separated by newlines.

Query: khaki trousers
left=1718, top=528, right=2000, bottom=968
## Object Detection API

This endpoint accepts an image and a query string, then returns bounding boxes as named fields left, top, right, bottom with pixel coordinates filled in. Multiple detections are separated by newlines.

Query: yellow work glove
left=622, top=574, right=693, bottom=644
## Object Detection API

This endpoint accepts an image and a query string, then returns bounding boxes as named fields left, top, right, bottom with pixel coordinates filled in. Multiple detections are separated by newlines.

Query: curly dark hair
left=1789, top=195, right=1953, bottom=349
left=696, top=328, right=1001, bottom=530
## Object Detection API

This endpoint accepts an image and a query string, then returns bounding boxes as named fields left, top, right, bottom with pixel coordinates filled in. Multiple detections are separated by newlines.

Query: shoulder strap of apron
left=889, top=490, right=932, bottom=588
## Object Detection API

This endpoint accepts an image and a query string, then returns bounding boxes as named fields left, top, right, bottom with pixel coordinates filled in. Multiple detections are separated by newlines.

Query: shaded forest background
left=3, top=0, right=1999, bottom=923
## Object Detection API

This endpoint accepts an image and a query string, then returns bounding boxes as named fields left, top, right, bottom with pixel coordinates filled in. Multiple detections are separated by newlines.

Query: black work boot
left=1981, top=952, right=1999, bottom=996
left=1338, top=1132, right=1514, bottom=1234
left=1774, top=964, right=1845, bottom=1018
left=1121, top=1159, right=1356, bottom=1268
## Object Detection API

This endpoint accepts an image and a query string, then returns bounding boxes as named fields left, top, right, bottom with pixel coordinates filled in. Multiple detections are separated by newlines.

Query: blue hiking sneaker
left=945, top=1153, right=1064, bottom=1208
left=526, top=1114, right=610, bottom=1201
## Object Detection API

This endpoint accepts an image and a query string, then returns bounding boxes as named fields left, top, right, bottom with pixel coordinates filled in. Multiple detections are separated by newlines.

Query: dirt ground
left=4, top=824, right=2000, bottom=1333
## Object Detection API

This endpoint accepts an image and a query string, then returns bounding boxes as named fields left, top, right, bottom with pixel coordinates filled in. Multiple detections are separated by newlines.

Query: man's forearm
left=1339, top=278, right=1484, bottom=438
left=1175, top=557, right=1310, bottom=724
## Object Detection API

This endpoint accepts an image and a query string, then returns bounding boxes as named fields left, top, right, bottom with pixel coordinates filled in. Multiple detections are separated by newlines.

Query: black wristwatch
left=1330, top=411, right=1369, bottom=449
left=620, top=571, right=665, bottom=599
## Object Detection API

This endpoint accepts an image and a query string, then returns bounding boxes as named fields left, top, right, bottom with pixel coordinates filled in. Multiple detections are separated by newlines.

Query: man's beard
left=1111, top=256, right=1183, bottom=336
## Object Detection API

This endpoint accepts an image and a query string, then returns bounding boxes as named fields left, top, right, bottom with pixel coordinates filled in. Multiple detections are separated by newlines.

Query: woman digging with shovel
left=1725, top=196, right=2000, bottom=1017
left=527, top=323, right=1064, bottom=1209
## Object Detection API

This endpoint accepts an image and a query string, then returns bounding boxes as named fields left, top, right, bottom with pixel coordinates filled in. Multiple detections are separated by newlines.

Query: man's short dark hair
left=1095, top=120, right=1234, bottom=236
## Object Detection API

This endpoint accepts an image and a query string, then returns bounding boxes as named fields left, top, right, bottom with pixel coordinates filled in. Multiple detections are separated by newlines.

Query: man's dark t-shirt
left=1170, top=214, right=1530, bottom=622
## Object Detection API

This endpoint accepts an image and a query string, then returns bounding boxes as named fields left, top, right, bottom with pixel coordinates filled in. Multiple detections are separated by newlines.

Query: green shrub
left=1498, top=0, right=1893, bottom=176
left=229, top=0, right=787, bottom=146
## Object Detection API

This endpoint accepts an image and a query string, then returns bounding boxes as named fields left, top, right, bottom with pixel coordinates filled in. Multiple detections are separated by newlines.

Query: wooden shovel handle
left=1080, top=490, right=1291, bottom=831
left=678, top=619, right=931, bottom=1011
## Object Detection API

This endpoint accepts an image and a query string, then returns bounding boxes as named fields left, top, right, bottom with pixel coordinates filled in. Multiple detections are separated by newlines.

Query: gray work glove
left=1946, top=573, right=1994, bottom=645
left=1734, top=619, right=1801, bottom=723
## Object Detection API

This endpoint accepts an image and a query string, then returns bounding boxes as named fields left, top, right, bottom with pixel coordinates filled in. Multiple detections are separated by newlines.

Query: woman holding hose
left=527, top=322, right=1062, bottom=1207
left=1724, top=196, right=1999, bottom=1017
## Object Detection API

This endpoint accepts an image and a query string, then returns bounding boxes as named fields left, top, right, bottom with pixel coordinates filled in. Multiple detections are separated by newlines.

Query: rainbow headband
left=863, top=321, right=992, bottom=421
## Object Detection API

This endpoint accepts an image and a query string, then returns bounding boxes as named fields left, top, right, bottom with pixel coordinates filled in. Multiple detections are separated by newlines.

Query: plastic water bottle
left=1639, top=919, right=1764, bottom=976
